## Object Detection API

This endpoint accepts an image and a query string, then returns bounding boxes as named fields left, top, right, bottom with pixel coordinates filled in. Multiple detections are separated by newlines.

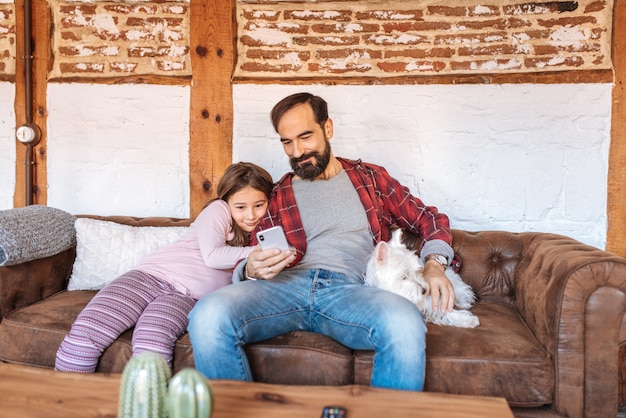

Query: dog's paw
left=437, top=310, right=480, bottom=328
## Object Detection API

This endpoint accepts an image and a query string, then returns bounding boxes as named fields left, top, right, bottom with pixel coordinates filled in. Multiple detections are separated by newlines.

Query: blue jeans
left=187, top=269, right=426, bottom=391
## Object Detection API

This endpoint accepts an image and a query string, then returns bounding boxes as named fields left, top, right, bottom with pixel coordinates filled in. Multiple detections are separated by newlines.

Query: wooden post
left=188, top=0, right=235, bottom=218
left=608, top=0, right=626, bottom=257
left=13, top=0, right=49, bottom=207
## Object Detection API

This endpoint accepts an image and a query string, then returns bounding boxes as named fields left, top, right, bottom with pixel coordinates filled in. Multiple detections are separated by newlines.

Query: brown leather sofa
left=0, top=214, right=625, bottom=418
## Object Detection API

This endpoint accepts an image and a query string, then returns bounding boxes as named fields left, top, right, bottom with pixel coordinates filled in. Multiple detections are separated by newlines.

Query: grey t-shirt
left=290, top=169, right=373, bottom=282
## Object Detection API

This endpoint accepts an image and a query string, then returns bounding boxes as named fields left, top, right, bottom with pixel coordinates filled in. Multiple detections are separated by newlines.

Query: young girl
left=55, top=162, right=274, bottom=372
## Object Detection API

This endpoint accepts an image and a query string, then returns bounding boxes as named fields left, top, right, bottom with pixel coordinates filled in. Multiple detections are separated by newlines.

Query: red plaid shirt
left=250, top=157, right=453, bottom=268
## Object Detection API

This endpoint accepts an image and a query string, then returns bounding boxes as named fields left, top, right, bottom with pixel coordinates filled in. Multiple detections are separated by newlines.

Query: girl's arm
left=194, top=200, right=254, bottom=269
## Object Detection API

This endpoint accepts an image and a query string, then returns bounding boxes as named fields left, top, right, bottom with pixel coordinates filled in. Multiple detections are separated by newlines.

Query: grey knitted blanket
left=0, top=205, right=76, bottom=267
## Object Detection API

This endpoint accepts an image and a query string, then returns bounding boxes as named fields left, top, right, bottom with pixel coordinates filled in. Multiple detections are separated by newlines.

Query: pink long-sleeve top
left=135, top=199, right=253, bottom=300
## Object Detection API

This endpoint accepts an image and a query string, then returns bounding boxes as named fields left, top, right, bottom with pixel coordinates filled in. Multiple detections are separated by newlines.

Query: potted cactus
left=118, top=352, right=172, bottom=418
left=168, top=368, right=213, bottom=418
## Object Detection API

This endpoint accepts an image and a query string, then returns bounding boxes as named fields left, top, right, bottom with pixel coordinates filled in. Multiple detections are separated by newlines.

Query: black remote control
left=321, top=405, right=347, bottom=418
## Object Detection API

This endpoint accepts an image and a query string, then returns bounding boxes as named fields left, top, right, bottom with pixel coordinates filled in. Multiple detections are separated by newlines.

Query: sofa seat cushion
left=354, top=301, right=554, bottom=407
left=0, top=290, right=197, bottom=373
left=245, top=331, right=355, bottom=386
left=0, top=290, right=352, bottom=380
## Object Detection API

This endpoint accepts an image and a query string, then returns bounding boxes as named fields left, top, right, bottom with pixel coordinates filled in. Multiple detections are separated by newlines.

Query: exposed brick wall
left=0, top=0, right=615, bottom=80
left=0, top=3, right=15, bottom=75
left=50, top=0, right=191, bottom=79
left=235, top=0, right=612, bottom=78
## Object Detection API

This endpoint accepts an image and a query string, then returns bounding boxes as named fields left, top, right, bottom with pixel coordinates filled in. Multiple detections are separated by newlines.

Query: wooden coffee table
left=0, top=362, right=514, bottom=417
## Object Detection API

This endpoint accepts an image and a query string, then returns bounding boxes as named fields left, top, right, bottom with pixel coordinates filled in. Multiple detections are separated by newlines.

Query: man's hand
left=423, top=261, right=455, bottom=312
left=246, top=246, right=296, bottom=280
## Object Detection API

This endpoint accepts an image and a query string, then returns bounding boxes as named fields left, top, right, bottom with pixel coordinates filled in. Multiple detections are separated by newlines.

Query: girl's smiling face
left=227, top=186, right=269, bottom=232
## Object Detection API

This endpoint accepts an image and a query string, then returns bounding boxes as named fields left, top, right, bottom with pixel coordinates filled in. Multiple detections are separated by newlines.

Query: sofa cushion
left=354, top=301, right=554, bottom=408
left=68, top=218, right=188, bottom=290
left=0, top=290, right=197, bottom=373
left=245, top=331, right=355, bottom=386
left=0, top=290, right=355, bottom=382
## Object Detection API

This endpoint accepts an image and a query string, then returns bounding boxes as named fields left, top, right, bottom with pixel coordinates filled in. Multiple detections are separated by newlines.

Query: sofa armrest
left=0, top=247, right=76, bottom=319
left=514, top=232, right=626, bottom=418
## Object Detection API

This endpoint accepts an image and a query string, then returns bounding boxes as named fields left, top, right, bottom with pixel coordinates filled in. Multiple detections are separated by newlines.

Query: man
left=188, top=92, right=456, bottom=391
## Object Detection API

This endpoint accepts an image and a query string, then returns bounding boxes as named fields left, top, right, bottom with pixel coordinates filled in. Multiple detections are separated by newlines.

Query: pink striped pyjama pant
left=55, top=270, right=196, bottom=373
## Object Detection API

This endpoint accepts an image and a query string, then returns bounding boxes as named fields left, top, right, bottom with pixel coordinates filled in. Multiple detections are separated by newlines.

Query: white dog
left=365, top=229, right=479, bottom=328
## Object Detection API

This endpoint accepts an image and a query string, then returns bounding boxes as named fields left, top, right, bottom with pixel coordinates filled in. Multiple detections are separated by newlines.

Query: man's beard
left=289, top=139, right=331, bottom=180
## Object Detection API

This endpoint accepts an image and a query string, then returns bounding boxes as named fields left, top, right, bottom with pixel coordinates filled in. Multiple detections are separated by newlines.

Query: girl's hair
left=215, top=162, right=274, bottom=247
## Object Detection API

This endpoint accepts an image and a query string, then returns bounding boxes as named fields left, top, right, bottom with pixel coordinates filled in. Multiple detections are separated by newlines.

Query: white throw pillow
left=68, top=218, right=189, bottom=291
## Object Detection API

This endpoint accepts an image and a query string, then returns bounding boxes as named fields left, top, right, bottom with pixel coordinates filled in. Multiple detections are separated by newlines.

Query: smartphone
left=256, top=226, right=289, bottom=251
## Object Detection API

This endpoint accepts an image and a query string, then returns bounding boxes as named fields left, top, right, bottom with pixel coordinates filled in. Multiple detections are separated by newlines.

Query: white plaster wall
left=0, top=81, right=15, bottom=210
left=46, top=83, right=191, bottom=217
left=232, top=84, right=611, bottom=250
left=0, top=82, right=611, bottom=250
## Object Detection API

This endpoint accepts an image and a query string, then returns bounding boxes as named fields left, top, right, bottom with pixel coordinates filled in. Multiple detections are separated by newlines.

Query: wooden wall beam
left=608, top=0, right=626, bottom=257
left=13, top=0, right=49, bottom=207
left=188, top=0, right=235, bottom=218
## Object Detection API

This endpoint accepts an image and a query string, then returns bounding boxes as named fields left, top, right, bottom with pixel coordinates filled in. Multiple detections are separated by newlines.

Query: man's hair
left=270, top=92, right=329, bottom=132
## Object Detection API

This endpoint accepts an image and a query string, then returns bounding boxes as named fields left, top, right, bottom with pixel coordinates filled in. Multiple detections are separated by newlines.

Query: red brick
left=365, top=33, right=428, bottom=46
left=310, top=23, right=379, bottom=34
left=109, top=62, right=138, bottom=73
left=355, top=10, right=423, bottom=20
left=121, top=29, right=156, bottom=42
left=504, top=2, right=579, bottom=15
left=455, top=18, right=531, bottom=31
left=434, top=31, right=508, bottom=45
left=59, top=5, right=97, bottom=14
left=519, top=29, right=553, bottom=40
left=459, top=44, right=529, bottom=56
left=0, top=6, right=14, bottom=19
left=584, top=1, right=607, bottom=13
left=240, top=62, right=302, bottom=72
left=242, top=9, right=282, bottom=22
left=157, top=60, right=186, bottom=71
left=316, top=49, right=383, bottom=60
left=534, top=43, right=601, bottom=54
left=126, top=17, right=183, bottom=27
left=284, top=10, right=352, bottom=22
left=469, top=5, right=501, bottom=16
left=525, top=55, right=585, bottom=68
left=537, top=16, right=596, bottom=27
left=59, top=62, right=105, bottom=73
left=294, top=36, right=360, bottom=46
left=163, top=5, right=188, bottom=15
left=451, top=58, right=523, bottom=71
left=128, top=46, right=187, bottom=58
left=309, top=62, right=372, bottom=73
left=377, top=60, right=446, bottom=72
left=60, top=31, right=81, bottom=41
left=385, top=47, right=455, bottom=59
left=58, top=45, right=120, bottom=57
left=246, top=49, right=311, bottom=61
left=427, top=6, right=467, bottom=17
left=244, top=21, right=308, bottom=34
left=382, top=21, right=451, bottom=33
left=240, top=34, right=288, bottom=48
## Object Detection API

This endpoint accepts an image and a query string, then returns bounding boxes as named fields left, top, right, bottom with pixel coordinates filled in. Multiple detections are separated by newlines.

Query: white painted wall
left=0, top=81, right=15, bottom=210
left=233, top=84, right=611, bottom=250
left=46, top=83, right=191, bottom=217
left=0, top=82, right=612, bottom=250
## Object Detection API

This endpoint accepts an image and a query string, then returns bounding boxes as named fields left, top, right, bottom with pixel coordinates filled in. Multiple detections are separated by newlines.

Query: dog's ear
left=375, top=241, right=389, bottom=263
left=390, top=228, right=403, bottom=246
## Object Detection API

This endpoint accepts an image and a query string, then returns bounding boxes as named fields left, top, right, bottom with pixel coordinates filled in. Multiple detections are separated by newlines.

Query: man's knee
left=188, top=292, right=231, bottom=333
